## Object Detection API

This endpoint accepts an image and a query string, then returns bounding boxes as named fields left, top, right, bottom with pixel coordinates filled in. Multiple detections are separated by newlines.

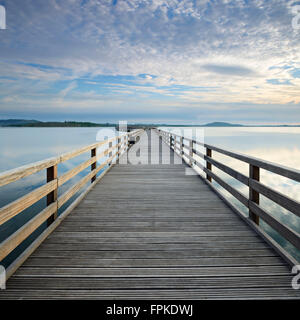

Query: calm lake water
left=0, top=127, right=299, bottom=266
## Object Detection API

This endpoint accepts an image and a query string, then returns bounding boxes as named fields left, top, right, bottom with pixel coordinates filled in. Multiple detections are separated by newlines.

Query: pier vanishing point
left=0, top=129, right=299, bottom=299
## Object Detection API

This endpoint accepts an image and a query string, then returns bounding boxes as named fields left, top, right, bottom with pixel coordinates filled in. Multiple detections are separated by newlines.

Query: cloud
left=60, top=81, right=77, bottom=97
left=0, top=0, right=299, bottom=122
left=267, top=79, right=292, bottom=85
left=201, top=64, right=256, bottom=76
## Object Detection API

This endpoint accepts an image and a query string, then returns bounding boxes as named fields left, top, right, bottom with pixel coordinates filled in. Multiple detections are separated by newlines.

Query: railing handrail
left=0, top=129, right=144, bottom=279
left=158, top=129, right=300, bottom=183
left=0, top=129, right=141, bottom=187
left=157, top=128, right=300, bottom=266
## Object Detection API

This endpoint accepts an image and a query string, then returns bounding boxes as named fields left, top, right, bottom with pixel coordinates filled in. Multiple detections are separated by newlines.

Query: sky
left=0, top=0, right=300, bottom=124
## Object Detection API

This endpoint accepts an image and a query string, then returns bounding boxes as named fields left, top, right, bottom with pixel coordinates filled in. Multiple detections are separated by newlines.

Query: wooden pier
left=0, top=129, right=299, bottom=299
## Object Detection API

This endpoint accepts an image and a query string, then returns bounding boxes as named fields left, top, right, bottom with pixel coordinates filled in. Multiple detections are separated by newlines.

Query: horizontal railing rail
left=0, top=129, right=144, bottom=279
left=157, top=129, right=300, bottom=266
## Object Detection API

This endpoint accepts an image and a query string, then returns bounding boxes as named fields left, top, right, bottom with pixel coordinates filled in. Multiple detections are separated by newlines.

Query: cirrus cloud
left=0, top=0, right=299, bottom=123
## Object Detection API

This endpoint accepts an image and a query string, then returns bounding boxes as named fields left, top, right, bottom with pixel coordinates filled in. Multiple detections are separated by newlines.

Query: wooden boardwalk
left=0, top=130, right=299, bottom=299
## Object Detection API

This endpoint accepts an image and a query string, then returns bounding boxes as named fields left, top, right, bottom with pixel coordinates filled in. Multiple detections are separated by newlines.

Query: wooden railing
left=157, top=129, right=300, bottom=266
left=0, top=129, right=143, bottom=279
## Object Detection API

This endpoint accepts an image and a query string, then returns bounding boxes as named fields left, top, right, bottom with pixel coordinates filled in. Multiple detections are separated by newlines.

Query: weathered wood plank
left=57, top=157, right=112, bottom=208
left=55, top=226, right=252, bottom=232
left=23, top=256, right=283, bottom=268
left=205, top=155, right=249, bottom=185
left=12, top=265, right=292, bottom=277
left=50, top=231, right=258, bottom=237
left=40, top=241, right=269, bottom=250
left=0, top=203, right=57, bottom=261
left=0, top=180, right=57, bottom=226
left=1, top=288, right=299, bottom=300
left=58, top=156, right=97, bottom=187
left=203, top=167, right=249, bottom=207
left=250, top=178, right=300, bottom=217
left=0, top=157, right=59, bottom=188
left=5, top=275, right=294, bottom=290
left=27, top=248, right=277, bottom=258
left=249, top=201, right=300, bottom=250
left=60, top=220, right=247, bottom=227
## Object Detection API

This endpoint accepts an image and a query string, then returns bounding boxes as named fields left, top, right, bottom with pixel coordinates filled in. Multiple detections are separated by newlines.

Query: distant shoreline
left=0, top=119, right=299, bottom=128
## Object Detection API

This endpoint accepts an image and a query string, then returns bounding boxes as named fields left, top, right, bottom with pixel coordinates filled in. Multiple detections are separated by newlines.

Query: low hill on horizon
left=203, top=122, right=244, bottom=127
left=0, top=119, right=42, bottom=126
left=0, top=119, right=299, bottom=128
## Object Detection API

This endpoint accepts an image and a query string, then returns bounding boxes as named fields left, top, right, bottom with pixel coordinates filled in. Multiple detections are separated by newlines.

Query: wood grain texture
left=204, top=167, right=249, bottom=207
left=205, top=143, right=300, bottom=183
left=0, top=129, right=299, bottom=300
left=0, top=157, right=59, bottom=188
left=249, top=164, right=260, bottom=224
left=0, top=203, right=57, bottom=261
left=249, top=201, right=300, bottom=250
left=250, top=178, right=300, bottom=217
left=205, top=155, right=249, bottom=185
left=0, top=180, right=57, bottom=226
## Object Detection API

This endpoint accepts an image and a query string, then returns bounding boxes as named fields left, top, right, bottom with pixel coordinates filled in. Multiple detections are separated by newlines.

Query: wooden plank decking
left=0, top=130, right=299, bottom=299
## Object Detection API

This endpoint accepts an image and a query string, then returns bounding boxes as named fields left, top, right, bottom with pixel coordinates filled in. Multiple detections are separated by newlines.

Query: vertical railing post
left=127, top=134, right=130, bottom=149
left=189, top=140, right=193, bottom=166
left=206, top=148, right=212, bottom=182
left=169, top=134, right=172, bottom=148
left=119, top=135, right=127, bottom=165
left=180, top=136, right=183, bottom=156
left=46, top=165, right=57, bottom=226
left=116, top=137, right=121, bottom=164
left=108, top=141, right=113, bottom=165
left=91, top=147, right=97, bottom=183
left=249, top=165, right=260, bottom=225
